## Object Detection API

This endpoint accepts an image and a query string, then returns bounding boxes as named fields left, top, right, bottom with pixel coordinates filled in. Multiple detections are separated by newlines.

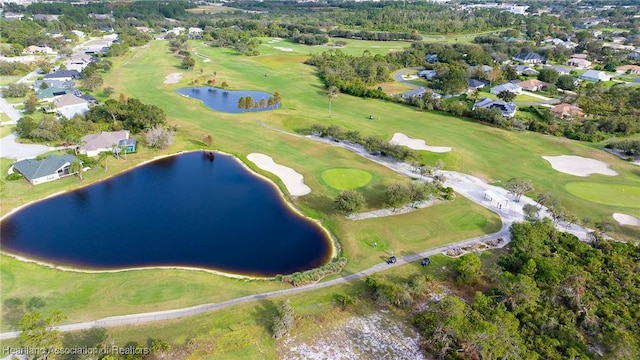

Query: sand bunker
left=542, top=155, right=618, bottom=177
left=163, top=73, right=183, bottom=84
left=247, top=153, right=311, bottom=196
left=389, top=133, right=452, bottom=153
left=274, top=46, right=293, bottom=52
left=613, top=213, right=640, bottom=226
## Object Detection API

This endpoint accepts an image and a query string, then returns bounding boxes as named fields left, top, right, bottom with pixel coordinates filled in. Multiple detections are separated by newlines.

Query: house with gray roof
left=44, top=70, right=81, bottom=82
left=12, top=154, right=79, bottom=185
left=512, top=52, right=546, bottom=64
left=579, top=70, right=612, bottom=82
left=490, top=82, right=522, bottom=95
left=53, top=94, right=89, bottom=119
left=473, top=98, right=517, bottom=117
left=514, top=65, right=538, bottom=76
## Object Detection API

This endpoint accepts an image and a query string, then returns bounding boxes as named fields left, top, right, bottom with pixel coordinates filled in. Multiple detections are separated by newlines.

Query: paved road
left=0, top=133, right=52, bottom=160
left=0, top=97, right=21, bottom=124
left=0, top=129, right=594, bottom=339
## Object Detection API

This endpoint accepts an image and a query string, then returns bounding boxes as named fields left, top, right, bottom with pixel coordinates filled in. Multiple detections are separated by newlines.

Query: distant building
left=514, top=65, right=538, bottom=76
left=516, top=79, right=551, bottom=92
left=473, top=98, right=517, bottom=117
left=424, top=54, right=439, bottom=64
left=512, top=52, right=546, bottom=64
left=579, top=70, right=612, bottom=82
left=545, top=65, right=572, bottom=75
left=567, top=58, right=592, bottom=69
left=418, top=70, right=437, bottom=80
left=490, top=82, right=522, bottom=95
left=12, top=154, right=80, bottom=185
left=44, top=70, right=81, bottom=82
left=467, top=78, right=488, bottom=90
left=24, top=45, right=54, bottom=54
left=549, top=103, right=585, bottom=120
left=616, top=65, right=640, bottom=75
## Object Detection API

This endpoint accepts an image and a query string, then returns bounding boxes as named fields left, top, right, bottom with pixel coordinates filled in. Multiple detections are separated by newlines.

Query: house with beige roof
left=616, top=65, right=640, bottom=75
left=516, top=79, right=552, bottom=92
left=52, top=94, right=89, bottom=119
left=81, top=130, right=136, bottom=157
left=567, top=58, right=592, bottom=69
left=549, top=103, right=585, bottom=120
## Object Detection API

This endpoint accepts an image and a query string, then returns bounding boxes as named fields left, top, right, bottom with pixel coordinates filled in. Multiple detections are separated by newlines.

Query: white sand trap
left=389, top=133, right=452, bottom=153
left=163, top=72, right=182, bottom=84
left=613, top=213, right=640, bottom=226
left=542, top=155, right=618, bottom=177
left=274, top=46, right=293, bottom=52
left=247, top=153, right=311, bottom=196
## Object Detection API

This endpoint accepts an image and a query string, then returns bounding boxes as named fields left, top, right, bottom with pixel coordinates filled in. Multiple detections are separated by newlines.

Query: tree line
left=237, top=92, right=281, bottom=111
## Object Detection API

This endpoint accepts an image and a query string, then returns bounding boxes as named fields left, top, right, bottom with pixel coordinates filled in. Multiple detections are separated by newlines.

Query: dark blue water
left=0, top=152, right=331, bottom=276
left=176, top=87, right=281, bottom=113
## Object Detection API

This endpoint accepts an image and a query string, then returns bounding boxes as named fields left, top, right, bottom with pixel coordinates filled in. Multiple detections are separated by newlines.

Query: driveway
left=0, top=133, right=51, bottom=161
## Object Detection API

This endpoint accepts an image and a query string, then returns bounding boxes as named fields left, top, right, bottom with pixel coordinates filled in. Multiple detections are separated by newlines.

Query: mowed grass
left=320, top=168, right=372, bottom=190
left=2, top=38, right=639, bottom=326
left=565, top=182, right=640, bottom=209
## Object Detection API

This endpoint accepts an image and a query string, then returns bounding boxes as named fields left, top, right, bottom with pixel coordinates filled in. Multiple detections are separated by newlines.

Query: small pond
left=176, top=87, right=281, bottom=113
left=0, top=152, right=331, bottom=277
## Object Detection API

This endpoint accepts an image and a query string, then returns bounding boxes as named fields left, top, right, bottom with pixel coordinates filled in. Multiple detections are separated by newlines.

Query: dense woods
left=367, top=220, right=640, bottom=359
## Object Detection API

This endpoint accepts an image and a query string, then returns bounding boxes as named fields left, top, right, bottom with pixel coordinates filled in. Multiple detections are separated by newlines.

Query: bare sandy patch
left=542, top=155, right=618, bottom=177
left=613, top=213, right=640, bottom=226
left=163, top=72, right=182, bottom=84
left=247, top=153, right=311, bottom=196
left=280, top=314, right=425, bottom=360
left=390, top=133, right=452, bottom=153
left=274, top=46, right=294, bottom=52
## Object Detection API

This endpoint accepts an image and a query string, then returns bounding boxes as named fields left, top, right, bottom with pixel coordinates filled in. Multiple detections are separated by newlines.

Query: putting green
left=565, top=183, right=640, bottom=209
left=391, top=224, right=430, bottom=242
left=321, top=168, right=372, bottom=190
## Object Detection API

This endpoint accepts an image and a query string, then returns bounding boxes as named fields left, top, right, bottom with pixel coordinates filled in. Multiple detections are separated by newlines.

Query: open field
left=2, top=38, right=640, bottom=329
left=258, top=37, right=412, bottom=57
left=186, top=4, right=241, bottom=14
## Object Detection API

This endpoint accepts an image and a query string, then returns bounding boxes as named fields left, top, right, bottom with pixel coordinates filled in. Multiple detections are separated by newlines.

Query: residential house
left=516, top=79, right=551, bottom=92
left=36, top=87, right=72, bottom=101
left=473, top=98, right=517, bottom=117
left=490, top=82, right=522, bottom=95
left=549, top=103, right=585, bottom=120
left=32, top=79, right=75, bottom=91
left=579, top=70, right=612, bottom=82
left=418, top=70, right=437, bottom=80
left=616, top=65, right=640, bottom=75
left=188, top=27, right=204, bottom=39
left=44, top=70, right=81, bottom=82
left=64, top=54, right=94, bottom=72
left=53, top=94, right=89, bottom=118
left=12, top=154, right=79, bottom=185
left=570, top=54, right=588, bottom=60
left=514, top=65, right=538, bottom=76
left=467, top=78, right=488, bottom=90
left=547, top=38, right=578, bottom=49
left=402, top=87, right=427, bottom=99
left=612, top=36, right=627, bottom=44
left=629, top=49, right=640, bottom=60
left=81, top=130, right=135, bottom=157
left=603, top=43, right=635, bottom=51
left=424, top=54, right=439, bottom=63
left=546, top=65, right=572, bottom=75
left=24, top=45, right=54, bottom=54
left=567, top=58, right=592, bottom=69
left=512, top=52, right=546, bottom=64
left=3, top=12, right=24, bottom=21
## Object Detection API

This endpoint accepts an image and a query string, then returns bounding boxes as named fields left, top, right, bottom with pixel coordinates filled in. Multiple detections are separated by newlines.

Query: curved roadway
left=0, top=128, right=593, bottom=339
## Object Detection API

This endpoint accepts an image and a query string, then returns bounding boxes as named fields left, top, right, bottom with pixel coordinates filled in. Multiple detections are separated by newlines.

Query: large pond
left=0, top=152, right=331, bottom=277
left=176, top=87, right=281, bottom=113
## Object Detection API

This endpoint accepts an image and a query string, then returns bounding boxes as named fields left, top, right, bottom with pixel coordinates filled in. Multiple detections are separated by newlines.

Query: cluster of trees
left=407, top=220, right=640, bottom=359
left=606, top=139, right=640, bottom=157
left=384, top=182, right=437, bottom=210
left=308, top=123, right=416, bottom=162
left=327, top=29, right=421, bottom=42
left=272, top=300, right=294, bottom=339
left=291, top=33, right=329, bottom=46
left=237, top=92, right=281, bottom=111
left=0, top=61, right=35, bottom=76
left=305, top=50, right=394, bottom=99
left=211, top=28, right=261, bottom=56
left=1, top=82, right=30, bottom=97
left=577, top=84, right=640, bottom=136
left=146, top=126, right=175, bottom=150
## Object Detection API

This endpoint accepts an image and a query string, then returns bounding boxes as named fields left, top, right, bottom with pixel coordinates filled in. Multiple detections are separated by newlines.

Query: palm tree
left=70, top=160, right=84, bottom=181
left=112, top=143, right=119, bottom=159
left=327, top=86, right=339, bottom=117
left=97, top=152, right=109, bottom=170
left=120, top=145, right=128, bottom=160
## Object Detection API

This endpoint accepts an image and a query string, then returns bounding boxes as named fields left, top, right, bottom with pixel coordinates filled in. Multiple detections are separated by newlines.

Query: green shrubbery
left=278, top=257, right=347, bottom=287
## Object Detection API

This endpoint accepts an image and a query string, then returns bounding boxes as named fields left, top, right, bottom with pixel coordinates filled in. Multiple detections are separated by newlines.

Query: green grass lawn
left=565, top=182, right=640, bottom=209
left=320, top=168, right=372, bottom=190
left=2, top=39, right=640, bottom=327
left=0, top=124, right=14, bottom=137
